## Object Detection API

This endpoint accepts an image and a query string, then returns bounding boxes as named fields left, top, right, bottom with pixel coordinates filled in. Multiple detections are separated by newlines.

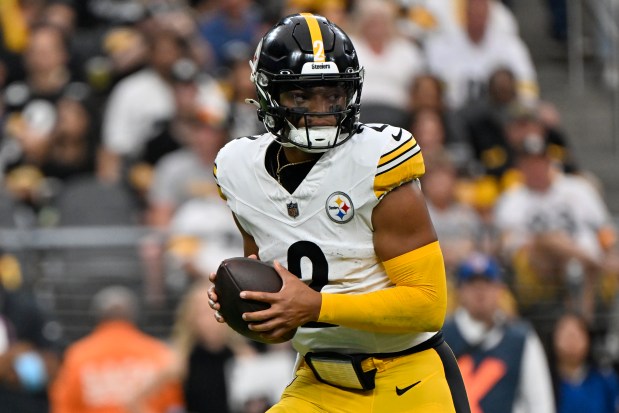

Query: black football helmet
left=248, top=13, right=364, bottom=152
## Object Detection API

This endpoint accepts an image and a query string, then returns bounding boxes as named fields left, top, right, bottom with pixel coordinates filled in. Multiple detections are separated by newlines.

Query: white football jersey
left=214, top=124, right=436, bottom=355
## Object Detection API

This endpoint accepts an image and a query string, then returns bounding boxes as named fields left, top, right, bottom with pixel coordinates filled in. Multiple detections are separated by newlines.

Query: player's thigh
left=374, top=344, right=468, bottom=413
left=267, top=364, right=369, bottom=413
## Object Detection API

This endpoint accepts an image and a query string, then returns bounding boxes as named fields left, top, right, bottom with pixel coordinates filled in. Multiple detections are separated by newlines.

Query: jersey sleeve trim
left=374, top=136, right=425, bottom=199
left=213, top=163, right=227, bottom=201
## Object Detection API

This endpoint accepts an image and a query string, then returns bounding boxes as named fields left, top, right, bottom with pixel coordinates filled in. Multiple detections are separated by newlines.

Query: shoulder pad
left=367, top=125, right=425, bottom=199
left=213, top=134, right=266, bottom=202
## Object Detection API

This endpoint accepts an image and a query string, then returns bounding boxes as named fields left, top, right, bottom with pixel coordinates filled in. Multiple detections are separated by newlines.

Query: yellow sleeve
left=317, top=241, right=447, bottom=333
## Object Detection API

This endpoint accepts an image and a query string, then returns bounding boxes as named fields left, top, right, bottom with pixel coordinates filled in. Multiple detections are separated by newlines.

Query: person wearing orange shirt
left=50, top=285, right=183, bottom=413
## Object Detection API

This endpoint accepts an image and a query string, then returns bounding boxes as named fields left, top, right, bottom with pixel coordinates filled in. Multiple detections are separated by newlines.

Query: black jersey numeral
left=287, top=241, right=328, bottom=292
left=287, top=241, right=336, bottom=328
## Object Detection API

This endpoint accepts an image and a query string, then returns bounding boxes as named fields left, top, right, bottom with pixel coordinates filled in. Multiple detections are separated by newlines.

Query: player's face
left=279, top=85, right=348, bottom=128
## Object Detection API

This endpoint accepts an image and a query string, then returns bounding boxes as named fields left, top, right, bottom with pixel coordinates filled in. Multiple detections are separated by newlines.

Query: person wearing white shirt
left=494, top=134, right=616, bottom=325
left=424, top=0, right=538, bottom=110
left=349, top=0, right=426, bottom=127
left=99, top=31, right=228, bottom=183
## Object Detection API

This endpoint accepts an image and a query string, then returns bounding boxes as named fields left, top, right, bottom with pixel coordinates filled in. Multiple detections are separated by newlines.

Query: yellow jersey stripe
left=378, top=136, right=416, bottom=167
left=300, top=13, right=325, bottom=62
left=374, top=152, right=425, bottom=199
left=377, top=140, right=421, bottom=176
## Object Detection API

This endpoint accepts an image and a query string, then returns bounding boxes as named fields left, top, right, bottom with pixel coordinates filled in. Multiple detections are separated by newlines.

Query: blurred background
left=0, top=0, right=618, bottom=412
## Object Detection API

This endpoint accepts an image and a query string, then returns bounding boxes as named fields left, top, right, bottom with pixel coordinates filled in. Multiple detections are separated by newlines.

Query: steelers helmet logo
left=325, top=192, right=354, bottom=223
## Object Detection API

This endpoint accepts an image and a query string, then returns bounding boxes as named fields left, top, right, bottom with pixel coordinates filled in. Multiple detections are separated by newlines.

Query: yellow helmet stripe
left=300, top=13, right=325, bottom=62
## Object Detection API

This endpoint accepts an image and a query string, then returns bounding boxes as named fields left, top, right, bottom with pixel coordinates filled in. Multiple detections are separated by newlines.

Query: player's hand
left=240, top=260, right=322, bottom=341
left=206, top=275, right=225, bottom=323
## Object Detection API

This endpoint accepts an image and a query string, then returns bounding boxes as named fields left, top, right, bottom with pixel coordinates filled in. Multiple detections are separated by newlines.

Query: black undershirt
left=265, top=142, right=321, bottom=194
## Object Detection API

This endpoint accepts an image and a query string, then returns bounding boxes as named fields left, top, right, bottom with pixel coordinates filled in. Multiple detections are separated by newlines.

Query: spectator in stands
left=146, top=64, right=229, bottom=229
left=72, top=0, right=144, bottom=30
left=1, top=23, right=86, bottom=172
left=349, top=0, right=426, bottom=128
left=462, top=66, right=518, bottom=148
left=93, top=26, right=147, bottom=93
left=409, top=108, right=472, bottom=173
left=97, top=28, right=187, bottom=184
left=0, top=0, right=48, bottom=84
left=443, top=252, right=554, bottom=413
left=502, top=102, right=577, bottom=176
left=424, top=0, right=519, bottom=38
left=551, top=311, right=619, bottom=413
left=424, top=0, right=538, bottom=110
left=464, top=85, right=577, bottom=198
left=50, top=285, right=183, bottom=413
left=0, top=22, right=97, bottom=218
left=0, top=250, right=61, bottom=413
left=128, top=279, right=255, bottom=413
left=40, top=1, right=91, bottom=82
left=410, top=109, right=448, bottom=162
left=38, top=90, right=99, bottom=181
left=462, top=67, right=525, bottom=183
left=141, top=65, right=235, bottom=300
left=98, top=27, right=228, bottom=186
left=409, top=73, right=467, bottom=159
left=196, top=0, right=264, bottom=75
left=494, top=133, right=618, bottom=327
left=140, top=0, right=212, bottom=70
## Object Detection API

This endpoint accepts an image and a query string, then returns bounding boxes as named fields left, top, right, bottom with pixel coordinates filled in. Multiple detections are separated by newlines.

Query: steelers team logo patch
left=325, top=192, right=354, bottom=224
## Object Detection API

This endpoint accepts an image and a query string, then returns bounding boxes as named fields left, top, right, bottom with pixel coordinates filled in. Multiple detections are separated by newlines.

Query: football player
left=209, top=13, right=471, bottom=412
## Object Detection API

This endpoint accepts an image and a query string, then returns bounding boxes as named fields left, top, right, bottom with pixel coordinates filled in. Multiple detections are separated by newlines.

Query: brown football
left=214, top=257, right=296, bottom=344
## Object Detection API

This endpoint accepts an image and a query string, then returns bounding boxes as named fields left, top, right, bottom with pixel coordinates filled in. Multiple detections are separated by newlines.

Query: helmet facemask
left=250, top=65, right=363, bottom=153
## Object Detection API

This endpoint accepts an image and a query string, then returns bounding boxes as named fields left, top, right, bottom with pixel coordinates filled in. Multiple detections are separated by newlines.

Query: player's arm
left=233, top=214, right=260, bottom=258
left=317, top=181, right=447, bottom=333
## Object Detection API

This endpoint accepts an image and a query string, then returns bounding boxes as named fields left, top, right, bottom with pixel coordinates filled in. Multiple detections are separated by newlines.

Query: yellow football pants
left=268, top=341, right=471, bottom=413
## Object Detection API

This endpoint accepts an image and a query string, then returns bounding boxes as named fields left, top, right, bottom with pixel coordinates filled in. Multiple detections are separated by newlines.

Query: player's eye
left=327, top=93, right=345, bottom=103
left=290, top=91, right=309, bottom=104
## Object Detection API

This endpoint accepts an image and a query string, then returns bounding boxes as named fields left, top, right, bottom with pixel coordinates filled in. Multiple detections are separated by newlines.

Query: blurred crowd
left=1, top=0, right=619, bottom=412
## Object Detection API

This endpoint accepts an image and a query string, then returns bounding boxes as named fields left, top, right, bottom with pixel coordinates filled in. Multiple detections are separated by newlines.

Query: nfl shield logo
left=287, top=202, right=299, bottom=218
